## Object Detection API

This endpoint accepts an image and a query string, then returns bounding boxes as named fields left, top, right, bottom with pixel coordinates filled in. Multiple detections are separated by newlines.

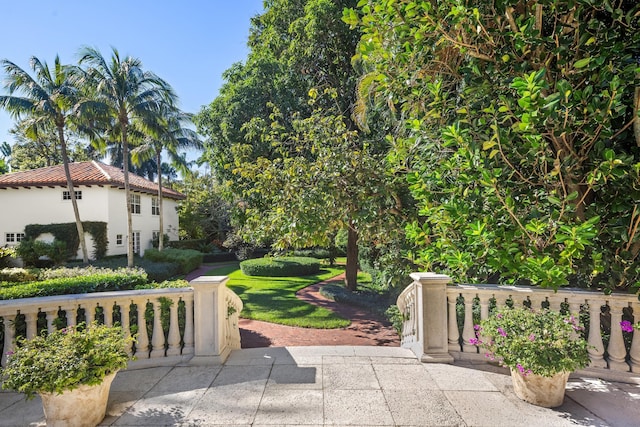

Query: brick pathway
left=187, top=266, right=400, bottom=348
left=239, top=273, right=400, bottom=348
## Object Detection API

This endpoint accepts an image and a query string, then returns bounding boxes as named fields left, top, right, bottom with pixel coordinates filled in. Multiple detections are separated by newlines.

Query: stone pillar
left=411, top=272, right=454, bottom=363
left=190, top=276, right=232, bottom=365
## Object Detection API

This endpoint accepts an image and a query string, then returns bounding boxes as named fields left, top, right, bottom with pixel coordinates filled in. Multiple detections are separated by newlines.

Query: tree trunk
left=344, top=225, right=359, bottom=291
left=156, top=149, right=164, bottom=251
left=122, top=128, right=134, bottom=268
left=58, top=125, right=88, bottom=263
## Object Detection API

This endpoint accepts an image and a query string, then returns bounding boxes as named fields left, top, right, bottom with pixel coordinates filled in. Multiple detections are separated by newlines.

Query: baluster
left=629, top=301, right=640, bottom=373
left=136, top=299, right=149, bottom=358
left=2, top=315, right=15, bottom=367
left=46, top=308, right=57, bottom=332
left=167, top=297, right=181, bottom=356
left=547, top=296, right=563, bottom=312
left=85, top=304, right=95, bottom=324
left=25, top=312, right=38, bottom=339
left=67, top=307, right=77, bottom=327
left=461, top=292, right=476, bottom=352
left=607, top=302, right=629, bottom=371
left=567, top=299, right=582, bottom=340
left=587, top=299, right=607, bottom=368
left=182, top=294, right=194, bottom=355
left=150, top=300, right=165, bottom=358
left=447, top=293, right=460, bottom=352
left=120, top=301, right=133, bottom=356
left=103, top=303, right=113, bottom=327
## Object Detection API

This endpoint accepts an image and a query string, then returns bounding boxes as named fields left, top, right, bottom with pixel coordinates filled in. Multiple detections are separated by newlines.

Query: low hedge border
left=240, top=256, right=321, bottom=277
left=0, top=269, right=149, bottom=300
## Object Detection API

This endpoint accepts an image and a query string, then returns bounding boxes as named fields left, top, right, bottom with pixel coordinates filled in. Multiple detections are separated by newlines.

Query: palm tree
left=78, top=47, right=177, bottom=267
left=0, top=56, right=90, bottom=262
left=132, top=109, right=202, bottom=251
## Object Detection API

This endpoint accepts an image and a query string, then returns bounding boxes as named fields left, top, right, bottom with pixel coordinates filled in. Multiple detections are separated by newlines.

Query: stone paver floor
left=1, top=346, right=639, bottom=426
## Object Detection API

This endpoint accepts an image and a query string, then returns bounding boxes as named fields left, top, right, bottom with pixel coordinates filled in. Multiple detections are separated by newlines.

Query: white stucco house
left=0, top=161, right=185, bottom=259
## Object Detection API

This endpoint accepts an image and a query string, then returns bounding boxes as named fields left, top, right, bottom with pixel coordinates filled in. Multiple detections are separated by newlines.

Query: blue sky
left=0, top=0, right=264, bottom=148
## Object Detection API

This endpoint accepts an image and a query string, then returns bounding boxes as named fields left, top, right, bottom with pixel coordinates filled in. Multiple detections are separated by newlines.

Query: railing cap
left=410, top=272, right=452, bottom=285
left=190, top=275, right=229, bottom=288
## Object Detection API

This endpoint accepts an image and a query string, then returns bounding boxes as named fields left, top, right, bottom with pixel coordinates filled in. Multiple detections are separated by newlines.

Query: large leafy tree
left=347, top=0, right=640, bottom=290
left=132, top=109, right=202, bottom=251
left=197, top=0, right=390, bottom=289
left=0, top=56, right=92, bottom=262
left=78, top=47, right=177, bottom=267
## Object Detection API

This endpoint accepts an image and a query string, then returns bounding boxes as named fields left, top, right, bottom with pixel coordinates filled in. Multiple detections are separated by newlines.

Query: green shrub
left=140, top=262, right=181, bottom=282
left=167, top=239, right=207, bottom=251
left=0, top=269, right=148, bottom=300
left=143, top=248, right=203, bottom=274
left=292, top=248, right=331, bottom=259
left=0, top=246, right=16, bottom=268
left=0, top=268, right=37, bottom=283
left=240, top=256, right=320, bottom=277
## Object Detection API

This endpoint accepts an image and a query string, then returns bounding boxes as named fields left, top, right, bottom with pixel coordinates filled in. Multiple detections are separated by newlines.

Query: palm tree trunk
left=344, top=224, right=359, bottom=291
left=58, top=125, right=88, bottom=263
left=122, top=128, right=134, bottom=268
left=156, top=149, right=164, bottom=251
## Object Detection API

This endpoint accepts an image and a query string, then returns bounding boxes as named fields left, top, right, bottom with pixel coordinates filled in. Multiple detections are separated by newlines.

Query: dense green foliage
left=347, top=0, right=640, bottom=290
left=209, top=264, right=349, bottom=328
left=240, top=256, right=321, bottom=277
left=0, top=269, right=148, bottom=300
left=15, top=239, right=67, bottom=266
left=1, top=323, right=132, bottom=399
left=0, top=246, right=15, bottom=268
left=143, top=248, right=203, bottom=274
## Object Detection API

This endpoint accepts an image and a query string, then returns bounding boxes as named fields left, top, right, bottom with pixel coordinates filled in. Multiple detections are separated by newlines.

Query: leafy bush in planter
left=240, top=256, right=320, bottom=277
left=1, top=323, right=132, bottom=399
left=0, top=246, right=16, bottom=268
left=143, top=248, right=203, bottom=274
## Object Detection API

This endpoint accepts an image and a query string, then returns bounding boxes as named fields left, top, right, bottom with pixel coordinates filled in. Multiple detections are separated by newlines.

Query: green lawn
left=205, top=263, right=349, bottom=328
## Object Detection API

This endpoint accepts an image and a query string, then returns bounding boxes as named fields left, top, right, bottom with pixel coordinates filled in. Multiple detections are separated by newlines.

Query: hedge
left=143, top=248, right=203, bottom=274
left=240, top=256, right=321, bottom=277
left=0, top=268, right=37, bottom=283
left=0, top=269, right=148, bottom=300
left=167, top=239, right=208, bottom=251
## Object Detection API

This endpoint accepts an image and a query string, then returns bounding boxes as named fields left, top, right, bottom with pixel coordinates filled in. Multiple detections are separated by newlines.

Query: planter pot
left=39, top=371, right=118, bottom=427
left=510, top=369, right=570, bottom=408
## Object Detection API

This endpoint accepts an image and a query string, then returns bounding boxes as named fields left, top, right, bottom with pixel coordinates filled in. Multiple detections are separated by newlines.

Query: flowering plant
left=472, top=307, right=590, bottom=377
left=1, top=323, right=133, bottom=399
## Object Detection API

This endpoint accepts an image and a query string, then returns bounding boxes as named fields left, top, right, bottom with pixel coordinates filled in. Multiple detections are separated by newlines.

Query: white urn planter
left=510, top=369, right=570, bottom=408
left=39, top=371, right=118, bottom=427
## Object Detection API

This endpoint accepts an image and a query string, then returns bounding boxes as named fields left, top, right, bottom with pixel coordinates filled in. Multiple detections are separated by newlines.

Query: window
left=152, top=231, right=160, bottom=241
left=5, top=233, right=24, bottom=243
left=62, top=190, right=82, bottom=200
left=130, top=194, right=141, bottom=214
left=133, top=231, right=141, bottom=255
left=151, top=197, right=160, bottom=216
left=116, top=234, right=123, bottom=246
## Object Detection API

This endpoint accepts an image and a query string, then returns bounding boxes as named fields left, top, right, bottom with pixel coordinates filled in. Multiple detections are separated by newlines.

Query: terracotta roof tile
left=0, top=161, right=185, bottom=199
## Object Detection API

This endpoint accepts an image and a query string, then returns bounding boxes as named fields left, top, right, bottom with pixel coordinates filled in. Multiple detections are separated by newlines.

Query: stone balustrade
left=397, top=273, right=640, bottom=381
left=0, top=276, right=243, bottom=369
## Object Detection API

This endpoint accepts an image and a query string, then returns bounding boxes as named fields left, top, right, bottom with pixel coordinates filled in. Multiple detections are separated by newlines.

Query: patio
left=1, top=346, right=639, bottom=426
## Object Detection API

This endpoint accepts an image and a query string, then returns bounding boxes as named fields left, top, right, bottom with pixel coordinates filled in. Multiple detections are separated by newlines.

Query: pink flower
left=496, top=313, right=503, bottom=319
left=497, top=327, right=507, bottom=337
left=516, top=363, right=525, bottom=374
left=474, top=324, right=482, bottom=331
left=469, top=338, right=480, bottom=345
left=621, top=320, right=634, bottom=333
left=528, top=334, right=536, bottom=341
